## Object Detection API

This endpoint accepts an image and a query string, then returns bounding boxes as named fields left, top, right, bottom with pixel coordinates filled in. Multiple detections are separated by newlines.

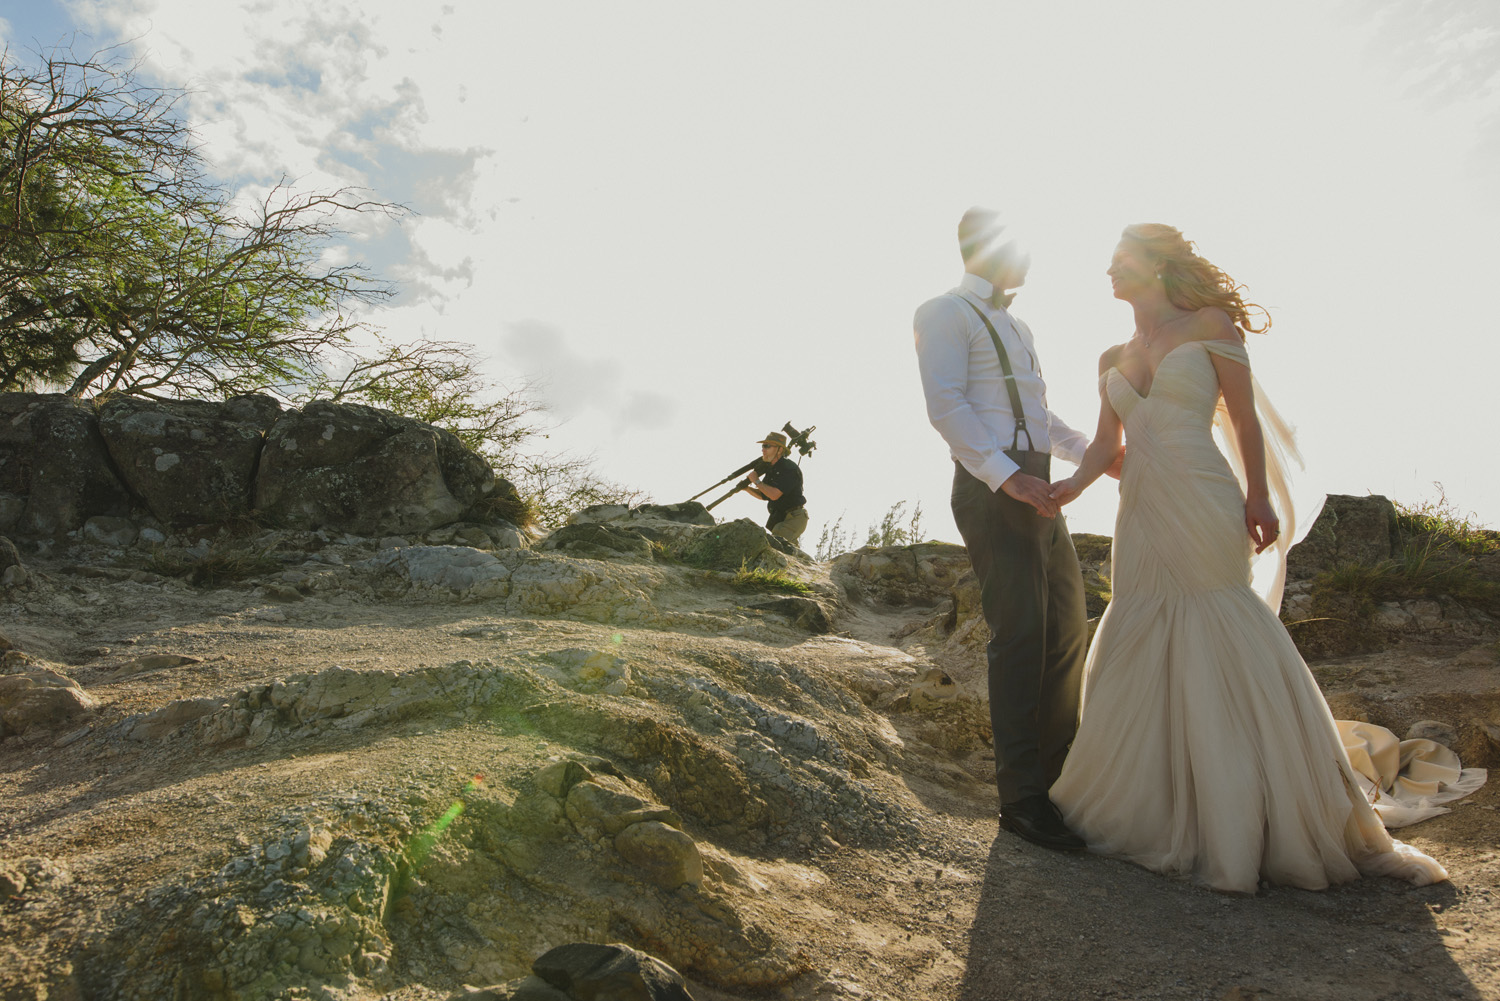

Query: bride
left=1046, top=224, right=1447, bottom=893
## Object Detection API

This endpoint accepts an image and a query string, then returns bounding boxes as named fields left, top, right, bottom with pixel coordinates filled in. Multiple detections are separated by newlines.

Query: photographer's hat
left=757, top=431, right=788, bottom=448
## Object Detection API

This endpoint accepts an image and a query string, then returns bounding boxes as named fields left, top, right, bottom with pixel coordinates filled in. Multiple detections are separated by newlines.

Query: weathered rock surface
left=615, top=821, right=704, bottom=889
left=0, top=393, right=130, bottom=535
left=1286, top=493, right=1399, bottom=578
left=98, top=394, right=281, bottom=525
left=82, top=515, right=139, bottom=548
left=682, top=517, right=792, bottom=570
left=0, top=668, right=97, bottom=739
left=1, top=494, right=1496, bottom=1001
left=832, top=541, right=971, bottom=605
left=1, top=392, right=535, bottom=543
left=0, top=536, right=20, bottom=575
left=540, top=523, right=656, bottom=562
left=255, top=400, right=514, bottom=535
left=532, top=942, right=696, bottom=1001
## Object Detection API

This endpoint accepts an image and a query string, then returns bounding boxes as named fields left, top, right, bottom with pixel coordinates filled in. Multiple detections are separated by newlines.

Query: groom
left=912, top=207, right=1094, bottom=851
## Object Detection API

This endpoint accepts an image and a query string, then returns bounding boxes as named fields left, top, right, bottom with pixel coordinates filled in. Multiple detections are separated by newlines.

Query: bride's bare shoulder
left=1188, top=307, right=1239, bottom=343
left=1098, top=342, right=1129, bottom=373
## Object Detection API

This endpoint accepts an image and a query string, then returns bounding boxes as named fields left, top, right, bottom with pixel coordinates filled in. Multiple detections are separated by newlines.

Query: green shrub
left=1394, top=486, right=1498, bottom=556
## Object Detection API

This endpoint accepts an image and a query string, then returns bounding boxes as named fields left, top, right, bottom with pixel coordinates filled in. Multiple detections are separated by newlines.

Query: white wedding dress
left=1050, top=339, right=1447, bottom=893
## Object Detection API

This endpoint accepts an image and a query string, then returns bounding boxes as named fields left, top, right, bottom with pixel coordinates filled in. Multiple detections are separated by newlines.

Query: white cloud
left=500, top=320, right=678, bottom=434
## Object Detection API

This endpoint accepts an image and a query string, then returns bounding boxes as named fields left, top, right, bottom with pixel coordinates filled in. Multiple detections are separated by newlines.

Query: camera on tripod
left=687, top=422, right=817, bottom=512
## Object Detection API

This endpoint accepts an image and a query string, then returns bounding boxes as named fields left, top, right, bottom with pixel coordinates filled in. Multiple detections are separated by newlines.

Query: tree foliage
left=296, top=337, right=649, bottom=527
left=299, top=336, right=546, bottom=466
left=0, top=46, right=646, bottom=528
left=0, top=47, right=396, bottom=398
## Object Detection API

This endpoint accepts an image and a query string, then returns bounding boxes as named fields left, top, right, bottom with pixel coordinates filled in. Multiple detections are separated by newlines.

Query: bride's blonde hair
left=1122, top=224, right=1270, bottom=335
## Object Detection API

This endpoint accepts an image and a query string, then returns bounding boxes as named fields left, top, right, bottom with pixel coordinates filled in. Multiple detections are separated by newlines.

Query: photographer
left=743, top=431, right=808, bottom=547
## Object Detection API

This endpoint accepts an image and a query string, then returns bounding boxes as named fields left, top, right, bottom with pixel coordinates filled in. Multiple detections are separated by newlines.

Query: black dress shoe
left=999, top=795, right=1086, bottom=851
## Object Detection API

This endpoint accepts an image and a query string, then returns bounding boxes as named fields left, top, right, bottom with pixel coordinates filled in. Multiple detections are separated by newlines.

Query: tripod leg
left=705, top=479, right=750, bottom=512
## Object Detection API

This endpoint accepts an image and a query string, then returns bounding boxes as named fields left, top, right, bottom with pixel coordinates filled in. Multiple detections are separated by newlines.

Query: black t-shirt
left=761, top=457, right=805, bottom=528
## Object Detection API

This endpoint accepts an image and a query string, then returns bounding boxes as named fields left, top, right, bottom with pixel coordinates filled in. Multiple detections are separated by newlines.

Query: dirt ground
left=1, top=544, right=1497, bottom=1001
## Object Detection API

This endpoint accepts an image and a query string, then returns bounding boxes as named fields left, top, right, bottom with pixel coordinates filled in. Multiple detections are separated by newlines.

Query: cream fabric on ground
left=1338, top=720, right=1488, bottom=828
left=1051, top=339, right=1449, bottom=893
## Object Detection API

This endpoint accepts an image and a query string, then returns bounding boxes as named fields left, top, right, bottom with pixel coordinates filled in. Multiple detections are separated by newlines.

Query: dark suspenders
left=957, top=295, right=1036, bottom=452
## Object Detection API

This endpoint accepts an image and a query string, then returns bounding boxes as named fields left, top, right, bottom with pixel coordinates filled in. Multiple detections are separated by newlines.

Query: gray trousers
left=950, top=456, right=1088, bottom=804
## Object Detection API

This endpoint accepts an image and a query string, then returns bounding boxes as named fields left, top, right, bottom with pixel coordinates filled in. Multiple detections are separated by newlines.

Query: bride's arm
left=1209, top=327, right=1279, bottom=553
left=1050, top=351, right=1125, bottom=507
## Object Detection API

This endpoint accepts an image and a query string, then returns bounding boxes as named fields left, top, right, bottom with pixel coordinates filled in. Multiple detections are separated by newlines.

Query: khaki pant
left=771, top=506, right=809, bottom=548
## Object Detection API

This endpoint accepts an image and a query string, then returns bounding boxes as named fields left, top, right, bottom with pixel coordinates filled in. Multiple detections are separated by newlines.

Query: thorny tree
left=0, top=47, right=397, bottom=398
left=0, top=46, right=646, bottom=526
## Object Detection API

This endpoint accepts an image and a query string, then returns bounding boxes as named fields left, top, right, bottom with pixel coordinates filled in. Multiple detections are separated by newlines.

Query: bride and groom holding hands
left=913, top=208, right=1448, bottom=894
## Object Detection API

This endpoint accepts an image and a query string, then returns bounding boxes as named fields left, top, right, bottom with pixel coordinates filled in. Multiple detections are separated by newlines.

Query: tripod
left=686, top=422, right=817, bottom=513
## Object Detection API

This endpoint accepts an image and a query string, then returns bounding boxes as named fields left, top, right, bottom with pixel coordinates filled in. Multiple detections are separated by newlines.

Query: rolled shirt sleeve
left=1046, top=411, right=1088, bottom=466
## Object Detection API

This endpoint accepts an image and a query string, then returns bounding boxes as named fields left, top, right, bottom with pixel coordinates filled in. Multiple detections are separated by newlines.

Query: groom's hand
left=1049, top=476, right=1082, bottom=507
left=1001, top=472, right=1058, bottom=518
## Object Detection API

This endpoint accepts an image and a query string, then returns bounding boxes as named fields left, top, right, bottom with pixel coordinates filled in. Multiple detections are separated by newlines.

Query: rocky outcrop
left=255, top=400, right=515, bottom=535
left=0, top=393, right=130, bottom=535
left=0, top=392, right=527, bottom=540
left=1286, top=493, right=1399, bottom=579
left=831, top=540, right=971, bottom=605
left=529, top=943, right=695, bottom=1001
left=0, top=667, right=97, bottom=740
left=97, top=394, right=281, bottom=525
left=680, top=518, right=796, bottom=571
left=0, top=536, right=22, bottom=589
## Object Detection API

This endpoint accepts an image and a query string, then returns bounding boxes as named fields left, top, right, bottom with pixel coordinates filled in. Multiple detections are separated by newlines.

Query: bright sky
left=4, top=1, right=1497, bottom=545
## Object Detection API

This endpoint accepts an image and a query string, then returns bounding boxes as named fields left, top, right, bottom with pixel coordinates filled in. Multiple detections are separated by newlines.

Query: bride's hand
left=1049, top=476, right=1083, bottom=507
left=1245, top=496, right=1279, bottom=553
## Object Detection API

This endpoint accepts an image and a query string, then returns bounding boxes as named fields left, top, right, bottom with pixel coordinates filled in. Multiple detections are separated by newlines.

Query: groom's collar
left=959, top=273, right=994, bottom=298
left=960, top=272, right=1014, bottom=309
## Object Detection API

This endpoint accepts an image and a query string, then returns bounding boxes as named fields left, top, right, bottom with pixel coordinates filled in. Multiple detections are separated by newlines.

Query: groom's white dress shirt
left=914, top=272, right=1087, bottom=491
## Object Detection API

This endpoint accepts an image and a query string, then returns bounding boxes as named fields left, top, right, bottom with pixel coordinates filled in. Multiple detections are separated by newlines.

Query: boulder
left=83, top=516, right=139, bottom=548
left=531, top=943, right=695, bottom=1001
left=614, top=820, right=703, bottom=889
left=486, top=521, right=528, bottom=550
left=908, top=667, right=959, bottom=709
left=565, top=776, right=681, bottom=837
left=0, top=393, right=131, bottom=535
left=127, top=697, right=225, bottom=742
left=369, top=545, right=512, bottom=594
left=748, top=596, right=832, bottom=633
left=254, top=400, right=517, bottom=535
left=1287, top=494, right=1397, bottom=579
left=97, top=394, right=280, bottom=525
left=539, top=524, right=654, bottom=562
left=832, top=541, right=972, bottom=605
left=533, top=757, right=627, bottom=800
left=0, top=536, right=20, bottom=575
left=562, top=504, right=715, bottom=553
left=681, top=518, right=783, bottom=571
left=568, top=504, right=631, bottom=526
left=631, top=502, right=715, bottom=526
left=0, top=671, right=97, bottom=739
left=1405, top=720, right=1459, bottom=747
